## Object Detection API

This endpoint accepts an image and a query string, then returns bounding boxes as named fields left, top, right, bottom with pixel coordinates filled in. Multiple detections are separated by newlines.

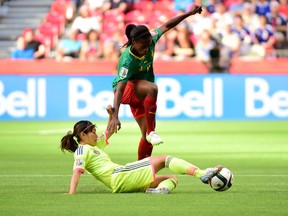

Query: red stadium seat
left=45, top=11, right=66, bottom=35
left=154, top=1, right=173, bottom=12
left=37, top=22, right=59, bottom=48
left=125, top=10, right=149, bottom=24
left=133, top=1, right=154, bottom=11
left=51, top=0, right=74, bottom=21
left=104, top=11, right=125, bottom=23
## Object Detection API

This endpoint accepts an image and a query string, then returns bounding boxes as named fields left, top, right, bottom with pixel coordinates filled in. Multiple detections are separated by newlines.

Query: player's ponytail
left=123, top=24, right=151, bottom=48
left=60, top=120, right=94, bottom=153
left=60, top=133, right=78, bottom=153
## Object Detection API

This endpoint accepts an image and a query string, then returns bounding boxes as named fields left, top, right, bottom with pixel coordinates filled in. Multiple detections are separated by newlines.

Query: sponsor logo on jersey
left=120, top=67, right=128, bottom=79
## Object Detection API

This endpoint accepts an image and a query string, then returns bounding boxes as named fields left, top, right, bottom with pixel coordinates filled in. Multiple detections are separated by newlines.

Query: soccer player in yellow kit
left=61, top=106, right=222, bottom=194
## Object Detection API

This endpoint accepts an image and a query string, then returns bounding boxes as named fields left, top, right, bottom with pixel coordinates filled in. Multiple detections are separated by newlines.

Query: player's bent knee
left=170, top=175, right=178, bottom=184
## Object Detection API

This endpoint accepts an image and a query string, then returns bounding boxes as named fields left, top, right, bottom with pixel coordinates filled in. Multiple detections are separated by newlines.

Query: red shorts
left=119, top=80, right=145, bottom=119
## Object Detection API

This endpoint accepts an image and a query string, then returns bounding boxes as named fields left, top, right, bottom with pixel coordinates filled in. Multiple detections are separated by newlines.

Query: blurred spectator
left=232, top=15, right=253, bottom=56
left=85, top=0, right=106, bottom=12
left=220, top=24, right=241, bottom=57
left=80, top=30, right=103, bottom=61
left=22, top=28, right=46, bottom=59
left=154, top=34, right=172, bottom=60
left=266, top=0, right=287, bottom=49
left=164, top=10, right=195, bottom=59
left=205, top=0, right=220, bottom=14
left=190, top=6, right=212, bottom=39
left=102, top=30, right=122, bottom=61
left=242, top=2, right=260, bottom=32
left=211, top=2, right=234, bottom=36
left=251, top=15, right=276, bottom=58
left=201, top=36, right=230, bottom=73
left=195, top=29, right=215, bottom=63
left=228, top=0, right=245, bottom=16
left=254, top=0, right=270, bottom=16
left=56, top=30, right=82, bottom=61
left=71, top=0, right=85, bottom=10
left=71, top=4, right=102, bottom=35
left=208, top=40, right=230, bottom=73
left=279, top=0, right=288, bottom=17
left=102, top=0, right=129, bottom=14
left=11, top=36, right=34, bottom=60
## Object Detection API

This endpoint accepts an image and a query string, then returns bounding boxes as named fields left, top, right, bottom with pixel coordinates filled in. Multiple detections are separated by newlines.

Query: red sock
left=144, top=96, right=157, bottom=134
left=138, top=137, right=153, bottom=160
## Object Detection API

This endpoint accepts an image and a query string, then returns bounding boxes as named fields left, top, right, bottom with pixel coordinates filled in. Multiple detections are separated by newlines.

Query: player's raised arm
left=158, top=2, right=202, bottom=34
left=69, top=170, right=82, bottom=194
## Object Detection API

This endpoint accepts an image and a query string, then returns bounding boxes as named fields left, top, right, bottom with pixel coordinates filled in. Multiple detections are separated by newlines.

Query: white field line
left=38, top=129, right=70, bottom=135
left=38, top=123, right=138, bottom=134
left=0, top=174, right=287, bottom=177
left=0, top=122, right=139, bottom=135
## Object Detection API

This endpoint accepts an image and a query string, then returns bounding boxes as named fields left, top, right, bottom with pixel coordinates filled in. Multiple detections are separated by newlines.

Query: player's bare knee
left=148, top=84, right=158, bottom=96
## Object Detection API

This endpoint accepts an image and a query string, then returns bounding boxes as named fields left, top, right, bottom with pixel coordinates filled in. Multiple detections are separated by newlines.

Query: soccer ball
left=209, top=167, right=234, bottom=192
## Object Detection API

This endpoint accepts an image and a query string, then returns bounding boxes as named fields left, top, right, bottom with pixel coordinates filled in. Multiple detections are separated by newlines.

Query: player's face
left=133, top=37, right=152, bottom=57
left=84, top=127, right=98, bottom=146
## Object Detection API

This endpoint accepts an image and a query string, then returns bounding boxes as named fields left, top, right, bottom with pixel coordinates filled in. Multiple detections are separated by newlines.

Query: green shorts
left=111, top=158, right=155, bottom=193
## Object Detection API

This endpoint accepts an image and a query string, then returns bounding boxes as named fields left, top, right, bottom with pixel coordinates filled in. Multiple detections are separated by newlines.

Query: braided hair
left=123, top=24, right=152, bottom=48
left=60, top=120, right=95, bottom=153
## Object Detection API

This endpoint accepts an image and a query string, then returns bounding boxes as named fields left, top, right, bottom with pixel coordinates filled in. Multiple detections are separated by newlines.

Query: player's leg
left=135, top=116, right=153, bottom=160
left=150, top=155, right=223, bottom=184
left=133, top=80, right=163, bottom=145
left=145, top=175, right=178, bottom=194
left=121, top=82, right=154, bottom=160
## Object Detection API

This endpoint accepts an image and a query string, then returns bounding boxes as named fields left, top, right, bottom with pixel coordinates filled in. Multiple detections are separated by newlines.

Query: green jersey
left=73, top=132, right=121, bottom=189
left=112, top=28, right=163, bottom=90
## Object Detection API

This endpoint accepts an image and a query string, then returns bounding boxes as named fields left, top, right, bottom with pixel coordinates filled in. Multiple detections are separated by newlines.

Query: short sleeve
left=96, top=131, right=109, bottom=149
left=73, top=146, right=86, bottom=173
left=118, top=65, right=130, bottom=82
left=151, top=29, right=163, bottom=43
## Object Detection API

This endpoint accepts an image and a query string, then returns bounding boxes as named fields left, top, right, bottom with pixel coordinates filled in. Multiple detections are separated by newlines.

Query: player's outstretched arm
left=106, top=105, right=115, bottom=139
left=107, top=81, right=127, bottom=133
left=69, top=170, right=82, bottom=194
left=158, top=3, right=202, bottom=34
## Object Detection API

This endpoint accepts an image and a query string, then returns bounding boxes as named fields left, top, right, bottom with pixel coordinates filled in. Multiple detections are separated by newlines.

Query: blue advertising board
left=0, top=75, right=287, bottom=120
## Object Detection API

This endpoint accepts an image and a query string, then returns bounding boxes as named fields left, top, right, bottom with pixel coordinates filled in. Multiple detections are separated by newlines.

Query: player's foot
left=200, top=165, right=223, bottom=184
left=145, top=187, right=170, bottom=194
left=146, top=131, right=163, bottom=146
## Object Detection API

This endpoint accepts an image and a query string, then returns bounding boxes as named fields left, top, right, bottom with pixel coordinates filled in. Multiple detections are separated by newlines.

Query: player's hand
left=189, top=4, right=202, bottom=15
left=107, top=118, right=121, bottom=133
left=106, top=105, right=113, bottom=116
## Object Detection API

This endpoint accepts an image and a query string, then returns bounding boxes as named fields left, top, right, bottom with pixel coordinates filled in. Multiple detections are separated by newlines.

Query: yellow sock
left=165, top=156, right=199, bottom=175
left=157, top=178, right=177, bottom=192
left=194, top=169, right=206, bottom=178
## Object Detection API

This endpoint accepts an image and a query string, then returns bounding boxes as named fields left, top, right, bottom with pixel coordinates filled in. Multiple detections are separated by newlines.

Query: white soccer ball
left=209, top=167, right=234, bottom=192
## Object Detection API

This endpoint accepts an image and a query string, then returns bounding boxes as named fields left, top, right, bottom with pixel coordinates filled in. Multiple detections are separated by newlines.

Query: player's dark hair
left=123, top=24, right=152, bottom=48
left=60, top=120, right=94, bottom=153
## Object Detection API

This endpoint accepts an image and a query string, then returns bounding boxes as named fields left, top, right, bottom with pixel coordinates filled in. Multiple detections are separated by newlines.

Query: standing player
left=60, top=106, right=223, bottom=194
left=107, top=4, right=203, bottom=160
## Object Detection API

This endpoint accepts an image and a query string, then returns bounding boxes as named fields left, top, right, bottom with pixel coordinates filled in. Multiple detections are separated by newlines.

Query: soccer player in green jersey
left=108, top=4, right=203, bottom=160
left=61, top=105, right=222, bottom=194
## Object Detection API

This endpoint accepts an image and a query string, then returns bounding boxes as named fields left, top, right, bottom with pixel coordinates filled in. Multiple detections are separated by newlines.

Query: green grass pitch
left=0, top=120, right=288, bottom=216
